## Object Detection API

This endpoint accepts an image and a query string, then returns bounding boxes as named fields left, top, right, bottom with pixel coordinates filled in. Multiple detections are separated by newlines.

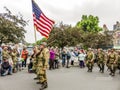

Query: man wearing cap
left=85, top=48, right=94, bottom=72
left=36, top=42, right=49, bottom=90
left=11, top=48, right=18, bottom=73
left=97, top=48, right=105, bottom=73
left=2, top=46, right=10, bottom=61
left=107, top=49, right=117, bottom=76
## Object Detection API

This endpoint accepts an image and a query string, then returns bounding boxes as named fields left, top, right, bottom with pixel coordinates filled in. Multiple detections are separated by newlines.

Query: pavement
left=0, top=65, right=120, bottom=90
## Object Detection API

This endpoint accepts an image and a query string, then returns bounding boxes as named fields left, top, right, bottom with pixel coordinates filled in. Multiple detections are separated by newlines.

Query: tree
left=76, top=15, right=102, bottom=32
left=80, top=31, right=113, bottom=49
left=47, top=23, right=82, bottom=48
left=0, top=7, right=28, bottom=44
left=36, top=38, right=47, bottom=45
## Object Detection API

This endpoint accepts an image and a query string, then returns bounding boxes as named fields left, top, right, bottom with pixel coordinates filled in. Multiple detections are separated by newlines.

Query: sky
left=0, top=0, right=120, bottom=43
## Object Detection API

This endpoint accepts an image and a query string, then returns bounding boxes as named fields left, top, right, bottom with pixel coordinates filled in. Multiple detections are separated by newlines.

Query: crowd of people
left=1, top=43, right=120, bottom=90
left=30, top=46, right=120, bottom=77
left=0, top=44, right=28, bottom=76
left=29, top=45, right=120, bottom=90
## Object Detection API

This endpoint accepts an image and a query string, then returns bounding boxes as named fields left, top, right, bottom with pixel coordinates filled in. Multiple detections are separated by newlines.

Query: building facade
left=113, top=22, right=120, bottom=49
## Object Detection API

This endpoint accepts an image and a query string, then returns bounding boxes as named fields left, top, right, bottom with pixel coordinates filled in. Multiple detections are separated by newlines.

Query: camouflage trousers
left=37, top=67, right=47, bottom=83
left=13, top=61, right=17, bottom=69
left=107, top=63, right=117, bottom=74
left=97, top=61, right=105, bottom=72
left=86, top=61, right=94, bottom=71
left=12, top=62, right=17, bottom=73
left=32, top=61, right=37, bottom=73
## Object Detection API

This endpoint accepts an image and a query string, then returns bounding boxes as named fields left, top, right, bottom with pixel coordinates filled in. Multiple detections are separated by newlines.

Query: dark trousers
left=54, top=60, right=59, bottom=69
left=22, top=59, right=27, bottom=68
left=71, top=60, right=74, bottom=65
left=1, top=65, right=12, bottom=76
left=109, top=64, right=116, bottom=74
left=62, top=59, right=66, bottom=67
left=79, top=61, right=85, bottom=68
left=49, top=60, right=54, bottom=70
left=86, top=62, right=93, bottom=72
left=98, top=63, right=104, bottom=73
left=0, top=59, right=1, bottom=64
left=66, top=59, right=70, bottom=68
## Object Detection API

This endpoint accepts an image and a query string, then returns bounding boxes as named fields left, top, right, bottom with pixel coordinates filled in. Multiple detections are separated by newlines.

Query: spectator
left=49, top=47, right=55, bottom=70
left=54, top=48, right=59, bottom=69
left=78, top=50, right=86, bottom=68
left=21, top=47, right=28, bottom=69
left=1, top=58, right=12, bottom=76
left=61, top=49, right=66, bottom=67
left=66, top=49, right=71, bottom=68
left=70, top=50, right=76, bottom=66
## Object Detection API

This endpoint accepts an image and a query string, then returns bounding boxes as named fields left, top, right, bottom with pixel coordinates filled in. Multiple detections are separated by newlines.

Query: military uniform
left=2, top=49, right=10, bottom=60
left=32, top=53, right=37, bottom=72
left=117, top=53, right=120, bottom=74
left=31, top=46, right=39, bottom=73
left=97, top=50, right=105, bottom=73
left=36, top=46, right=49, bottom=90
left=107, top=51, right=117, bottom=76
left=2, top=50, right=10, bottom=60
left=11, top=50, right=18, bottom=72
left=86, top=50, right=94, bottom=72
left=31, top=47, right=38, bottom=73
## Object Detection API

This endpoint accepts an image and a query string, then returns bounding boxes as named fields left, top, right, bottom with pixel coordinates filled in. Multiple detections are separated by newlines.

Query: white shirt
left=78, top=53, right=86, bottom=61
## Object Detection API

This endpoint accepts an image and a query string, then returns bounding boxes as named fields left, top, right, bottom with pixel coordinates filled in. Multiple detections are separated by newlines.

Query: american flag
left=32, top=0, right=55, bottom=38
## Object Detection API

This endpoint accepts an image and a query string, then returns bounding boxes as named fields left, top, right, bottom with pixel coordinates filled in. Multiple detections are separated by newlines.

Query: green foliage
left=0, top=7, right=28, bottom=44
left=80, top=31, right=113, bottom=49
left=76, top=15, right=102, bottom=32
left=36, top=38, right=47, bottom=45
left=47, top=22, right=113, bottom=49
left=47, top=23, right=82, bottom=48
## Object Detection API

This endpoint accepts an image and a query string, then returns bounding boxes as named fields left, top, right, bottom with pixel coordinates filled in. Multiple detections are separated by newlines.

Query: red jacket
left=21, top=50, right=28, bottom=60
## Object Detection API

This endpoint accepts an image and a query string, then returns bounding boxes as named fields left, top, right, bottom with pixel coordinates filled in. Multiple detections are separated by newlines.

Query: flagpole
left=34, top=26, right=37, bottom=43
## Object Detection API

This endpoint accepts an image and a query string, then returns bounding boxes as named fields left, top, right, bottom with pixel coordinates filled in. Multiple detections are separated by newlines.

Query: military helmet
left=40, top=42, right=47, bottom=46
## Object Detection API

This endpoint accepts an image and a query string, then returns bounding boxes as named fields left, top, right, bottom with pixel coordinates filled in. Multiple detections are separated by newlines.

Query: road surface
left=0, top=65, right=120, bottom=90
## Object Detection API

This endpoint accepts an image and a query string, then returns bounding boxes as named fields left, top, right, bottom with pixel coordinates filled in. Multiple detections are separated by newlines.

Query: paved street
left=0, top=66, right=120, bottom=90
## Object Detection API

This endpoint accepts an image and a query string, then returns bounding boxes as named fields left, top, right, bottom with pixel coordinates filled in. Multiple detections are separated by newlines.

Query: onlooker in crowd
left=54, top=47, right=59, bottom=69
left=21, top=47, right=28, bottom=69
left=1, top=58, right=12, bottom=76
left=49, top=47, right=55, bottom=70
left=61, top=49, right=66, bottom=67
left=66, top=49, right=71, bottom=68
left=70, top=50, right=76, bottom=66
left=78, top=50, right=86, bottom=68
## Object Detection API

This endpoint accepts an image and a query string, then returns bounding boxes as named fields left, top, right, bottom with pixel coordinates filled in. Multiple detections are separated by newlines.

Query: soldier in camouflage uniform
left=117, top=51, right=120, bottom=74
left=2, top=46, right=10, bottom=60
left=1, top=46, right=12, bottom=75
left=86, top=48, right=94, bottom=72
left=31, top=46, right=38, bottom=73
left=97, top=48, right=105, bottom=73
left=36, top=42, right=49, bottom=90
left=107, top=49, right=117, bottom=76
left=31, top=46, right=41, bottom=80
left=11, top=48, right=18, bottom=73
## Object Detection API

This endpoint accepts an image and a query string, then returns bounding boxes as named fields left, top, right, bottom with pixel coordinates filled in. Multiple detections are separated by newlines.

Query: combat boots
left=36, top=82, right=43, bottom=84
left=34, top=77, right=39, bottom=80
left=40, top=82, right=48, bottom=90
